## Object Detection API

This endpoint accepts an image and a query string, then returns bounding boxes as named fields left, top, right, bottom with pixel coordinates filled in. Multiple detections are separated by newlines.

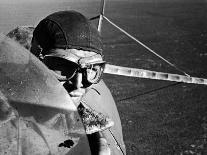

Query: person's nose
left=74, top=73, right=83, bottom=89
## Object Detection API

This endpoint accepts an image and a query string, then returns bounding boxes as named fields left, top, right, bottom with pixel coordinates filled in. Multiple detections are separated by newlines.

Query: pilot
left=31, top=10, right=126, bottom=155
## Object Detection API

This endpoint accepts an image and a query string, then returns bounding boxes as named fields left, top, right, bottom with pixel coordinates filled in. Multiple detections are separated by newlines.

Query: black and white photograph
left=0, top=0, right=207, bottom=154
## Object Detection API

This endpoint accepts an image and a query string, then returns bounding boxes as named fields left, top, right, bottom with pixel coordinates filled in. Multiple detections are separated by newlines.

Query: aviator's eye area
left=43, top=57, right=79, bottom=79
left=43, top=57, right=77, bottom=69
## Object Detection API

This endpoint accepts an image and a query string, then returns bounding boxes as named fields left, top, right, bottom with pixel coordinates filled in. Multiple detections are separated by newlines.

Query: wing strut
left=98, top=0, right=105, bottom=33
left=104, top=64, right=207, bottom=86
left=93, top=0, right=190, bottom=77
left=89, top=1, right=207, bottom=86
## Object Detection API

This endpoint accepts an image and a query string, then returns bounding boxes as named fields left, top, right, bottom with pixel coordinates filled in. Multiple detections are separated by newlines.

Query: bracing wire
left=108, top=129, right=126, bottom=155
left=117, top=82, right=181, bottom=102
left=95, top=0, right=207, bottom=104
left=103, top=15, right=190, bottom=77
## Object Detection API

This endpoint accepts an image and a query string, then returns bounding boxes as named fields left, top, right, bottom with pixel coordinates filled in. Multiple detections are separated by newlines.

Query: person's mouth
left=69, top=89, right=85, bottom=97
left=69, top=89, right=86, bottom=103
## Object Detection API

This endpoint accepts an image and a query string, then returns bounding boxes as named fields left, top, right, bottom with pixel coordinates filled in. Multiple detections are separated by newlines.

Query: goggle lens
left=43, top=57, right=104, bottom=84
left=85, top=64, right=105, bottom=84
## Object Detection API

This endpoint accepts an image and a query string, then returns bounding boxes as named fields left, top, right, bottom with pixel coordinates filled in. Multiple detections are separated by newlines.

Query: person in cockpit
left=30, top=10, right=126, bottom=155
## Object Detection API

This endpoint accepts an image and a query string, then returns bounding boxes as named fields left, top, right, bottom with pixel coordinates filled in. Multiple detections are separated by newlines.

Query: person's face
left=43, top=49, right=104, bottom=105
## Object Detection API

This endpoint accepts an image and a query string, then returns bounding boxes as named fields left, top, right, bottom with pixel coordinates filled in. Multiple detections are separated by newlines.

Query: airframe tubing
left=98, top=0, right=105, bottom=32
left=104, top=64, right=207, bottom=85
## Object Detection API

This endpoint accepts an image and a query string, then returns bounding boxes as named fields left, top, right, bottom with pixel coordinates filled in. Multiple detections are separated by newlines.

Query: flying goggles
left=43, top=49, right=105, bottom=84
